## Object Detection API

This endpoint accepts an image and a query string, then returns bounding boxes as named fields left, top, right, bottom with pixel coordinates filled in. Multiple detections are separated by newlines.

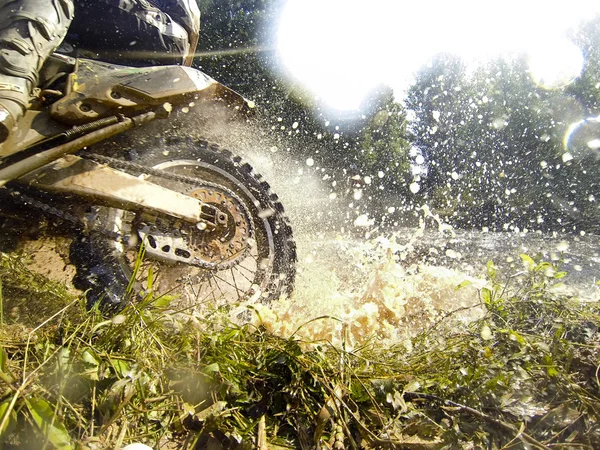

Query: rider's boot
left=0, top=0, right=74, bottom=143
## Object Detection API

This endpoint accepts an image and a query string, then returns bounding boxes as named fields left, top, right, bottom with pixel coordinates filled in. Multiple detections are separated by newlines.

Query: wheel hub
left=137, top=187, right=252, bottom=268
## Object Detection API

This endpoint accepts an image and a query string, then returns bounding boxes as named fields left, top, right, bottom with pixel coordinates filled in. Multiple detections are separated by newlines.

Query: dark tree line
left=195, top=1, right=600, bottom=234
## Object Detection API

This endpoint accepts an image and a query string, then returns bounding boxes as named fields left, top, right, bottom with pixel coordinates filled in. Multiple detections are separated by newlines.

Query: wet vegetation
left=0, top=253, right=598, bottom=449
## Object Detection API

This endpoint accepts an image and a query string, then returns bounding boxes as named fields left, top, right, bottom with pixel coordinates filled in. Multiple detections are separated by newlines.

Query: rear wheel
left=71, top=139, right=296, bottom=312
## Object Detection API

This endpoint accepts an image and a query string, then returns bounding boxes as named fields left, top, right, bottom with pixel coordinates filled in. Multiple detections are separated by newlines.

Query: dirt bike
left=0, top=52, right=296, bottom=311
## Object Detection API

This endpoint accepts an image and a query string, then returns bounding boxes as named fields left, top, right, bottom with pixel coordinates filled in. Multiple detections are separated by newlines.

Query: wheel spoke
left=212, top=272, right=243, bottom=292
left=83, top=146, right=294, bottom=311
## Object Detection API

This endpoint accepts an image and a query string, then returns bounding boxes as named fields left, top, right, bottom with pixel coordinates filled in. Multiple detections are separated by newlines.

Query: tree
left=405, top=50, right=600, bottom=232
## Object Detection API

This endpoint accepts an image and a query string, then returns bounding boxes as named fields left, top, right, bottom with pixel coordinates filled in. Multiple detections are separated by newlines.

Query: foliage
left=0, top=252, right=599, bottom=449
left=405, top=21, right=600, bottom=234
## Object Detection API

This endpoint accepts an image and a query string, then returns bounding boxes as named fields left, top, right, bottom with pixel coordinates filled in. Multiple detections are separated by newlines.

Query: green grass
left=0, top=252, right=598, bottom=449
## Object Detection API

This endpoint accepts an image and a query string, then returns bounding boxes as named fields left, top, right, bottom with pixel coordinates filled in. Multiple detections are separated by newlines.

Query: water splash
left=245, top=219, right=487, bottom=348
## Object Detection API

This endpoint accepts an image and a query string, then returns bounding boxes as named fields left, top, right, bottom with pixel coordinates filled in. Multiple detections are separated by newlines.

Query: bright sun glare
left=277, top=0, right=600, bottom=111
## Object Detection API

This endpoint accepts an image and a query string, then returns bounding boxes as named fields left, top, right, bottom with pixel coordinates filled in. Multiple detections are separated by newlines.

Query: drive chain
left=84, top=152, right=256, bottom=240
left=5, top=188, right=122, bottom=241
left=82, top=153, right=256, bottom=270
left=4, top=152, right=257, bottom=271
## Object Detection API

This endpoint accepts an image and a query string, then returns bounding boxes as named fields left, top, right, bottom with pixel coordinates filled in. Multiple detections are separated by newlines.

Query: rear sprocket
left=71, top=138, right=296, bottom=312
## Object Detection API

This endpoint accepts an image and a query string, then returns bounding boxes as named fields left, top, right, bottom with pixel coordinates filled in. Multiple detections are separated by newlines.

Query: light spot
left=354, top=214, right=374, bottom=227
left=481, top=324, right=493, bottom=340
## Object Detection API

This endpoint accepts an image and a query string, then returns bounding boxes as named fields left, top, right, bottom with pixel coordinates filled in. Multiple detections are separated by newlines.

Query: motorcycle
left=0, top=52, right=297, bottom=311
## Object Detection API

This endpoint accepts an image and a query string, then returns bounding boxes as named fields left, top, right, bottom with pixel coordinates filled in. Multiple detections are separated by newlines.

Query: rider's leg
left=68, top=0, right=190, bottom=67
left=0, top=0, right=74, bottom=143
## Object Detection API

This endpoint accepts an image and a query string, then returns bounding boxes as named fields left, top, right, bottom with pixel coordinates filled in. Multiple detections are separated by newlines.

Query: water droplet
left=353, top=214, right=373, bottom=227
left=481, top=325, right=493, bottom=340
left=258, top=208, right=275, bottom=219
left=562, top=153, right=574, bottom=163
left=445, top=249, right=461, bottom=259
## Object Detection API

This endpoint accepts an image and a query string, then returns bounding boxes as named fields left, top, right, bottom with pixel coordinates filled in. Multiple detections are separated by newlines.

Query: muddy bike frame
left=0, top=54, right=254, bottom=229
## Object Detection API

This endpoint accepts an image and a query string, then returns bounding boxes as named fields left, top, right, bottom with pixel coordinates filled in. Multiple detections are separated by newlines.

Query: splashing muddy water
left=247, top=221, right=600, bottom=348
left=181, top=115, right=600, bottom=348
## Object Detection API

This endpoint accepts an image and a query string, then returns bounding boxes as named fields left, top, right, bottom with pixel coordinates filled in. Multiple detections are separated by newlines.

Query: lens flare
left=528, top=39, right=584, bottom=89
left=563, top=116, right=600, bottom=158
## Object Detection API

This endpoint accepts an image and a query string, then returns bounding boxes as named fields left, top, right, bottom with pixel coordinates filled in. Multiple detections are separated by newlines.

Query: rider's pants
left=0, top=0, right=74, bottom=141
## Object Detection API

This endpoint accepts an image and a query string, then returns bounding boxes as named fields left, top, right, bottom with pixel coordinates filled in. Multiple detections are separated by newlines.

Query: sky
left=276, top=0, right=600, bottom=111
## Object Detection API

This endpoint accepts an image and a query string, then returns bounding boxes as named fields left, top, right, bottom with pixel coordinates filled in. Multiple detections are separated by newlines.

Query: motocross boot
left=0, top=0, right=74, bottom=143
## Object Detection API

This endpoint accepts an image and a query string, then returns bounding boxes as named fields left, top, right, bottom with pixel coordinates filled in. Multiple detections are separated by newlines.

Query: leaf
left=152, top=295, right=175, bottom=308
left=81, top=349, right=101, bottom=381
left=57, top=348, right=71, bottom=373
left=486, top=260, right=497, bottom=279
left=387, top=390, right=407, bottom=412
left=520, top=253, right=535, bottom=270
left=0, top=399, right=17, bottom=438
left=146, top=266, right=154, bottom=291
left=81, top=349, right=100, bottom=367
left=455, top=280, right=473, bottom=290
left=404, top=380, right=421, bottom=392
left=182, top=402, right=195, bottom=417
left=111, top=359, right=131, bottom=377
left=509, top=330, right=526, bottom=346
left=202, top=363, right=220, bottom=375
left=0, top=346, right=13, bottom=383
left=481, top=287, right=493, bottom=305
left=0, top=347, right=7, bottom=374
left=536, top=402, right=580, bottom=428
left=194, top=401, right=227, bottom=422
left=26, top=398, right=73, bottom=450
